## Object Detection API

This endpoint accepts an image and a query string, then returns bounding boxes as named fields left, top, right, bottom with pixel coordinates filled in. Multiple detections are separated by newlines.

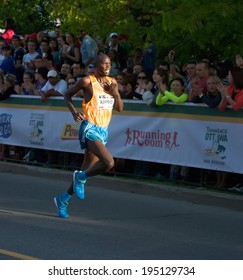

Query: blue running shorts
left=79, top=120, right=108, bottom=150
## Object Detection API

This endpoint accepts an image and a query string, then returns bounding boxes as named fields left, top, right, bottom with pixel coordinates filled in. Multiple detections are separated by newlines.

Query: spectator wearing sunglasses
left=134, top=71, right=153, bottom=100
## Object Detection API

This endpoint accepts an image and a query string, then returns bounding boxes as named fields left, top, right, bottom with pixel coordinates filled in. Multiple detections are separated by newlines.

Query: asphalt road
left=0, top=162, right=243, bottom=260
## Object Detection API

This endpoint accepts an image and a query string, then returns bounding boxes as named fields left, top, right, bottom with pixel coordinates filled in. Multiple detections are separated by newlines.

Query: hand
left=146, top=81, right=153, bottom=91
left=117, top=83, right=123, bottom=92
left=40, top=92, right=48, bottom=102
left=236, top=54, right=243, bottom=68
left=72, top=112, right=86, bottom=123
left=192, top=84, right=202, bottom=96
left=62, top=51, right=67, bottom=58
left=216, top=83, right=228, bottom=98
left=109, top=80, right=119, bottom=97
left=157, top=81, right=166, bottom=93
left=25, top=82, right=35, bottom=92
left=28, top=60, right=35, bottom=68
left=141, top=82, right=147, bottom=90
left=168, top=50, right=175, bottom=63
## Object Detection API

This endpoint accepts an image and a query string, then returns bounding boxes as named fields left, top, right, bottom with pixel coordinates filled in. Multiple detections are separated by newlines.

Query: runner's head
left=95, top=53, right=111, bottom=77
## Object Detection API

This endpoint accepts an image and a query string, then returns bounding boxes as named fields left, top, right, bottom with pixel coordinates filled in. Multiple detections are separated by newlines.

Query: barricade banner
left=0, top=96, right=242, bottom=174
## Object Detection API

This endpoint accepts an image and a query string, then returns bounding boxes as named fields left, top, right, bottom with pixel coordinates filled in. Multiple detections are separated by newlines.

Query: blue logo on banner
left=0, top=113, right=12, bottom=138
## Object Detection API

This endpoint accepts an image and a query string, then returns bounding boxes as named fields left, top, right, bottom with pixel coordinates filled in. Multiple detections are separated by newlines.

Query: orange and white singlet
left=82, top=75, right=115, bottom=128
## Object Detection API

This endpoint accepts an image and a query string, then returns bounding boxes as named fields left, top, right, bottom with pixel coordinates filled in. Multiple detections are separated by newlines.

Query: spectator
left=60, top=63, right=72, bottom=81
left=120, top=73, right=136, bottom=99
left=34, top=54, right=45, bottom=69
left=11, top=34, right=25, bottom=86
left=0, top=44, right=16, bottom=76
left=134, top=71, right=153, bottom=100
left=2, top=18, right=15, bottom=44
left=36, top=31, right=47, bottom=55
left=79, top=30, right=98, bottom=74
left=183, top=60, right=197, bottom=94
left=217, top=59, right=233, bottom=86
left=191, top=75, right=222, bottom=108
left=189, top=61, right=209, bottom=101
left=38, top=69, right=67, bottom=102
left=34, top=66, right=48, bottom=91
left=49, top=37, right=61, bottom=70
left=107, top=49, right=120, bottom=77
left=39, top=38, right=53, bottom=70
left=68, top=77, right=83, bottom=97
left=57, top=36, right=68, bottom=65
left=132, top=64, right=143, bottom=76
left=159, top=61, right=170, bottom=72
left=216, top=67, right=243, bottom=187
left=106, top=32, right=128, bottom=70
left=67, top=77, right=77, bottom=89
left=19, top=71, right=36, bottom=95
left=71, top=62, right=85, bottom=79
left=218, top=67, right=243, bottom=111
left=156, top=78, right=188, bottom=105
left=62, top=32, right=80, bottom=66
left=159, top=60, right=175, bottom=83
left=128, top=47, right=143, bottom=69
left=115, top=71, right=127, bottom=95
left=142, top=38, right=156, bottom=75
left=0, top=73, right=17, bottom=100
left=22, top=39, right=39, bottom=71
left=143, top=67, right=169, bottom=106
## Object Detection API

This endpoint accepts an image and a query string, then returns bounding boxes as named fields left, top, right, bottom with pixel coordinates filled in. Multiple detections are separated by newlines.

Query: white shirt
left=22, top=51, right=39, bottom=69
left=41, top=79, right=67, bottom=95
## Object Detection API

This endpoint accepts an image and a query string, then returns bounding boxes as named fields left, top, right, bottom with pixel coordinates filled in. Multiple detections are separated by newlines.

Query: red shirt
left=2, top=29, right=15, bottom=44
left=219, top=85, right=243, bottom=111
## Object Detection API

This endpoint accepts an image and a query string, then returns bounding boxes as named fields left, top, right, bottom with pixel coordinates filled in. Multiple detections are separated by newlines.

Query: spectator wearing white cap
left=38, top=69, right=67, bottom=102
left=105, top=32, right=128, bottom=71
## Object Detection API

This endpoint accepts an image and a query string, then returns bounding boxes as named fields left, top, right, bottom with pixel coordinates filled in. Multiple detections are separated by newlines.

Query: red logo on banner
left=125, top=128, right=180, bottom=150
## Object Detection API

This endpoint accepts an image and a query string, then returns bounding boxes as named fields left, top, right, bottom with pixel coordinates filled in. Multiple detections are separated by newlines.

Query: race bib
left=98, top=94, right=115, bottom=109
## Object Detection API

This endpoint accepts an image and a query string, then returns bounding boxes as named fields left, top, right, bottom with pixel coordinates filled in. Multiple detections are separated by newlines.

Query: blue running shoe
left=54, top=195, right=69, bottom=218
left=73, top=170, right=86, bottom=199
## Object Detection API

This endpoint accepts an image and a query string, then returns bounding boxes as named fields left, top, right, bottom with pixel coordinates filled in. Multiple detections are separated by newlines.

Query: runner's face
left=97, top=57, right=111, bottom=76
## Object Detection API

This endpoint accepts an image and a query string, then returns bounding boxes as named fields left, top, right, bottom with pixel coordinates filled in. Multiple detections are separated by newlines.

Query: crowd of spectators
left=0, top=19, right=243, bottom=191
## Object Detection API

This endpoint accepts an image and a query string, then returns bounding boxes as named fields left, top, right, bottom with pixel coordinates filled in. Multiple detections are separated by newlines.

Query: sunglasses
left=68, top=82, right=75, bottom=85
left=137, top=76, right=146, bottom=80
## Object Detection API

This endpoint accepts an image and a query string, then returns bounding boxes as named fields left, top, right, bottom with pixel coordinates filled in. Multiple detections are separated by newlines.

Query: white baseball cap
left=47, top=70, right=58, bottom=78
left=109, top=32, right=118, bottom=38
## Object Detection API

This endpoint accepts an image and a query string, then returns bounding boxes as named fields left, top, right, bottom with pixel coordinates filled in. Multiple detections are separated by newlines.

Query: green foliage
left=1, top=0, right=242, bottom=65
left=0, top=0, right=53, bottom=34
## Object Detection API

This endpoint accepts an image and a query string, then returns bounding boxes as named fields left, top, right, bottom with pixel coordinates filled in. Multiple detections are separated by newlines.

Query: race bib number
left=98, top=94, right=114, bottom=109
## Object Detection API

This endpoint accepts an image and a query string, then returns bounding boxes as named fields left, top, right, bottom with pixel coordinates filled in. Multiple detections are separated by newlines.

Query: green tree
left=1, top=0, right=242, bottom=64
left=0, top=0, right=53, bottom=35
left=46, top=0, right=243, bottom=63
